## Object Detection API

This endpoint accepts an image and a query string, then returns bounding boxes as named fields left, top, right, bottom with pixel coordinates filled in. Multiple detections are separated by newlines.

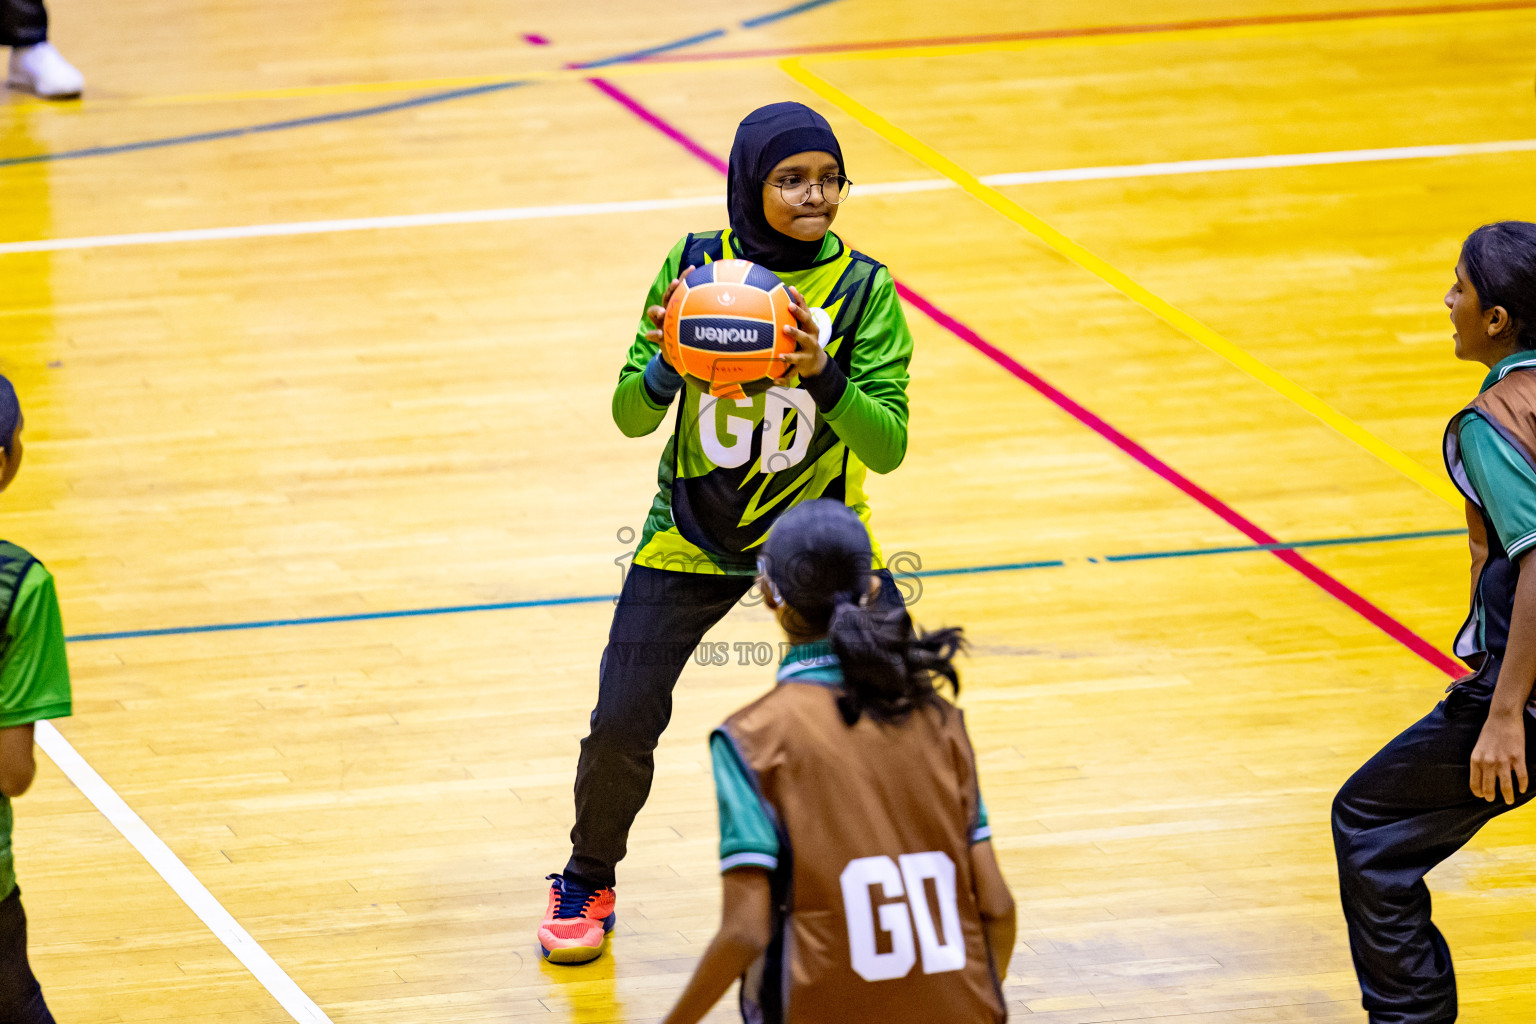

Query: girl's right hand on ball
left=645, top=266, right=695, bottom=365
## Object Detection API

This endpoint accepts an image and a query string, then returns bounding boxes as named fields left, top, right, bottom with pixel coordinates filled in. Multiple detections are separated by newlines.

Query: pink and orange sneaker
left=539, top=873, right=617, bottom=965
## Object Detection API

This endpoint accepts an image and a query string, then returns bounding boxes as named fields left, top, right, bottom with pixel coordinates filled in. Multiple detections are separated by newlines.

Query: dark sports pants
left=0, top=887, right=55, bottom=1024
left=1, top=0, right=48, bottom=48
left=1332, top=683, right=1536, bottom=1024
left=566, top=563, right=906, bottom=889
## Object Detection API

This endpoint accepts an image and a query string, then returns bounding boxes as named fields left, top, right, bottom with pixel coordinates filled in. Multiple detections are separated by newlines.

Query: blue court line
left=911, top=558, right=1069, bottom=578
left=65, top=594, right=616, bottom=644
left=63, top=526, right=1466, bottom=644
left=0, top=81, right=530, bottom=168
left=742, top=0, right=845, bottom=29
left=0, top=0, right=845, bottom=168
left=915, top=528, right=1464, bottom=578
left=569, top=29, right=729, bottom=69
left=1106, top=527, right=1466, bottom=562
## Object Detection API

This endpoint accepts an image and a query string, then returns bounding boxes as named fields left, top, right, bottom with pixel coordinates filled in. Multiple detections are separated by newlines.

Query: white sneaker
left=8, top=42, right=84, bottom=99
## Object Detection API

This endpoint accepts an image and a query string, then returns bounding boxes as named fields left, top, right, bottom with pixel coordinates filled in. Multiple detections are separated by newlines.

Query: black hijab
left=727, top=102, right=845, bottom=272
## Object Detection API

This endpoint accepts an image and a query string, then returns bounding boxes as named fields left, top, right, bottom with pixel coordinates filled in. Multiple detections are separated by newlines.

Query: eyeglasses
left=764, top=174, right=853, bottom=207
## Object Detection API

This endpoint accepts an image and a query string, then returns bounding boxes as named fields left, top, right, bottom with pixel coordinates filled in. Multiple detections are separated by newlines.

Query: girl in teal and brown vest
left=540, top=103, right=916, bottom=964
left=0, top=376, right=71, bottom=1024
left=662, top=499, right=1014, bottom=1024
left=1333, top=221, right=1536, bottom=1024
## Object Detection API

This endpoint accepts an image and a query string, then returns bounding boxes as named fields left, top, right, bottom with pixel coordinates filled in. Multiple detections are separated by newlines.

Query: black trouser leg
left=565, top=564, right=909, bottom=889
left=0, top=888, right=55, bottom=1024
left=1332, top=693, right=1536, bottom=1024
left=1, top=0, right=49, bottom=49
left=566, top=565, right=753, bottom=889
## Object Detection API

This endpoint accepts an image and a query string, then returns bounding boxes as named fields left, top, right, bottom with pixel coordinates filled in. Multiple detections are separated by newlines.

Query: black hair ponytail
left=1461, top=221, right=1536, bottom=351
left=758, top=499, right=963, bottom=724
left=827, top=591, right=964, bottom=726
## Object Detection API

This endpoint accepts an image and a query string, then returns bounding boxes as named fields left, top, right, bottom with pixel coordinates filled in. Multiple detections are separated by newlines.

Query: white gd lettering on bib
left=839, top=852, right=966, bottom=982
left=699, top=387, right=818, bottom=472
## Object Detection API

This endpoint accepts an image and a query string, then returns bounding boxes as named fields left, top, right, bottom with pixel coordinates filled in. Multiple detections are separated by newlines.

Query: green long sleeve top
left=612, top=233, right=911, bottom=474
left=613, top=230, right=914, bottom=574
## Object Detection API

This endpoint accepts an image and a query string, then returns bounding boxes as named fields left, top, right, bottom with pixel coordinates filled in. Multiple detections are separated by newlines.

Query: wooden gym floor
left=3, top=0, right=1536, bottom=1020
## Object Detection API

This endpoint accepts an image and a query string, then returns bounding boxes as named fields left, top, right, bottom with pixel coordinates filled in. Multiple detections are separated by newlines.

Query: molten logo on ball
left=662, top=259, right=797, bottom=400
left=691, top=324, right=770, bottom=348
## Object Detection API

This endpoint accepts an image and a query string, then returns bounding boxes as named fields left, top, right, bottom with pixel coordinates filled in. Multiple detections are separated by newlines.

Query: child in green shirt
left=541, top=102, right=915, bottom=965
left=0, top=375, right=71, bottom=1023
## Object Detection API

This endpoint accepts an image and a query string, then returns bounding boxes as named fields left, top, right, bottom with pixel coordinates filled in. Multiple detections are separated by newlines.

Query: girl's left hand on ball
left=774, top=286, right=827, bottom=383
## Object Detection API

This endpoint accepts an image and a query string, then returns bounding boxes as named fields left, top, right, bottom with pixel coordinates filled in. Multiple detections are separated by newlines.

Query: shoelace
left=547, top=873, right=602, bottom=919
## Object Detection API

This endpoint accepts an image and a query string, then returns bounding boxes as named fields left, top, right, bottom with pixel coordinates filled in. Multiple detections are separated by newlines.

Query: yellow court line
left=6, top=5, right=1533, bottom=116
left=777, top=57, right=1464, bottom=509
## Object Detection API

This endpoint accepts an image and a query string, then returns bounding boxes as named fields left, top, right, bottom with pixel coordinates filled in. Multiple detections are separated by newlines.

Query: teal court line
left=64, top=527, right=1465, bottom=643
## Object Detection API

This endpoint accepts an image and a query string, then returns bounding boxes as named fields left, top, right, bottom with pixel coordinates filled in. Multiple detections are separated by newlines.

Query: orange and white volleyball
left=662, top=260, right=797, bottom=400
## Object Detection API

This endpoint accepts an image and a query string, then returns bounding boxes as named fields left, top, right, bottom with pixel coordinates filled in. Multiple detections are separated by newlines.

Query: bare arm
left=969, top=840, right=1016, bottom=973
left=661, top=868, right=773, bottom=1024
left=0, top=724, right=37, bottom=798
left=1471, top=553, right=1536, bottom=803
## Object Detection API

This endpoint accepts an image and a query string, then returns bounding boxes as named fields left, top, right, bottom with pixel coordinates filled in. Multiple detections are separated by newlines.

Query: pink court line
left=588, top=78, right=728, bottom=175
left=545, top=21, right=725, bottom=175
left=895, top=286, right=1463, bottom=678
left=578, top=73, right=1465, bottom=680
left=636, top=0, right=1536, bottom=64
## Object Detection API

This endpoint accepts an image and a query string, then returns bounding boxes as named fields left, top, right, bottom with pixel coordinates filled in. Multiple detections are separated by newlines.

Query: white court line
left=982, top=138, right=1536, bottom=186
left=2, top=138, right=1533, bottom=256
left=34, top=721, right=333, bottom=1024
left=0, top=194, right=725, bottom=254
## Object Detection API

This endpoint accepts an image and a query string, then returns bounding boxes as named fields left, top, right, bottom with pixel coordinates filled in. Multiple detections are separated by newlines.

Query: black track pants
left=566, top=563, right=905, bottom=889
left=1, top=0, right=48, bottom=48
left=0, top=888, right=54, bottom=1024
left=1332, top=687, right=1536, bottom=1024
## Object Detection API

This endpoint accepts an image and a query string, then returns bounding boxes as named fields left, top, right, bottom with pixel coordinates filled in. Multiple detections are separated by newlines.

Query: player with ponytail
left=661, top=500, right=1014, bottom=1024
left=777, top=543, right=962, bottom=727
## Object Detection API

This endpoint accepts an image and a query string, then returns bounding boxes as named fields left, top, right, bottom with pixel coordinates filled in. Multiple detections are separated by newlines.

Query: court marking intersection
left=16, top=5, right=1506, bottom=1019
left=4, top=0, right=1532, bottom=164
left=649, top=0, right=1536, bottom=64
left=0, top=0, right=848, bottom=168
left=3, top=138, right=1532, bottom=256
left=780, top=58, right=1467, bottom=509
left=572, top=70, right=1466, bottom=678
left=60, top=528, right=1465, bottom=645
left=4, top=1, right=1531, bottom=117
left=13, top=6, right=860, bottom=1021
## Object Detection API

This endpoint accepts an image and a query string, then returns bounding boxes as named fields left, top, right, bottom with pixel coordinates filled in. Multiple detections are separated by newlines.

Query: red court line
left=587, top=78, right=729, bottom=175
left=638, top=1, right=1536, bottom=64
left=578, top=75, right=1465, bottom=680
left=897, top=286, right=1463, bottom=678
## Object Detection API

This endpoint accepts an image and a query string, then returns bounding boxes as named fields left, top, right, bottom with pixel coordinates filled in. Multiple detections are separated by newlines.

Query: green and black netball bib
left=631, top=230, right=909, bottom=575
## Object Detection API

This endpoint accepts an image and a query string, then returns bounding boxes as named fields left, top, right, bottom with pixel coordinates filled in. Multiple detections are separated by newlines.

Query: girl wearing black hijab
left=540, top=102, right=917, bottom=965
